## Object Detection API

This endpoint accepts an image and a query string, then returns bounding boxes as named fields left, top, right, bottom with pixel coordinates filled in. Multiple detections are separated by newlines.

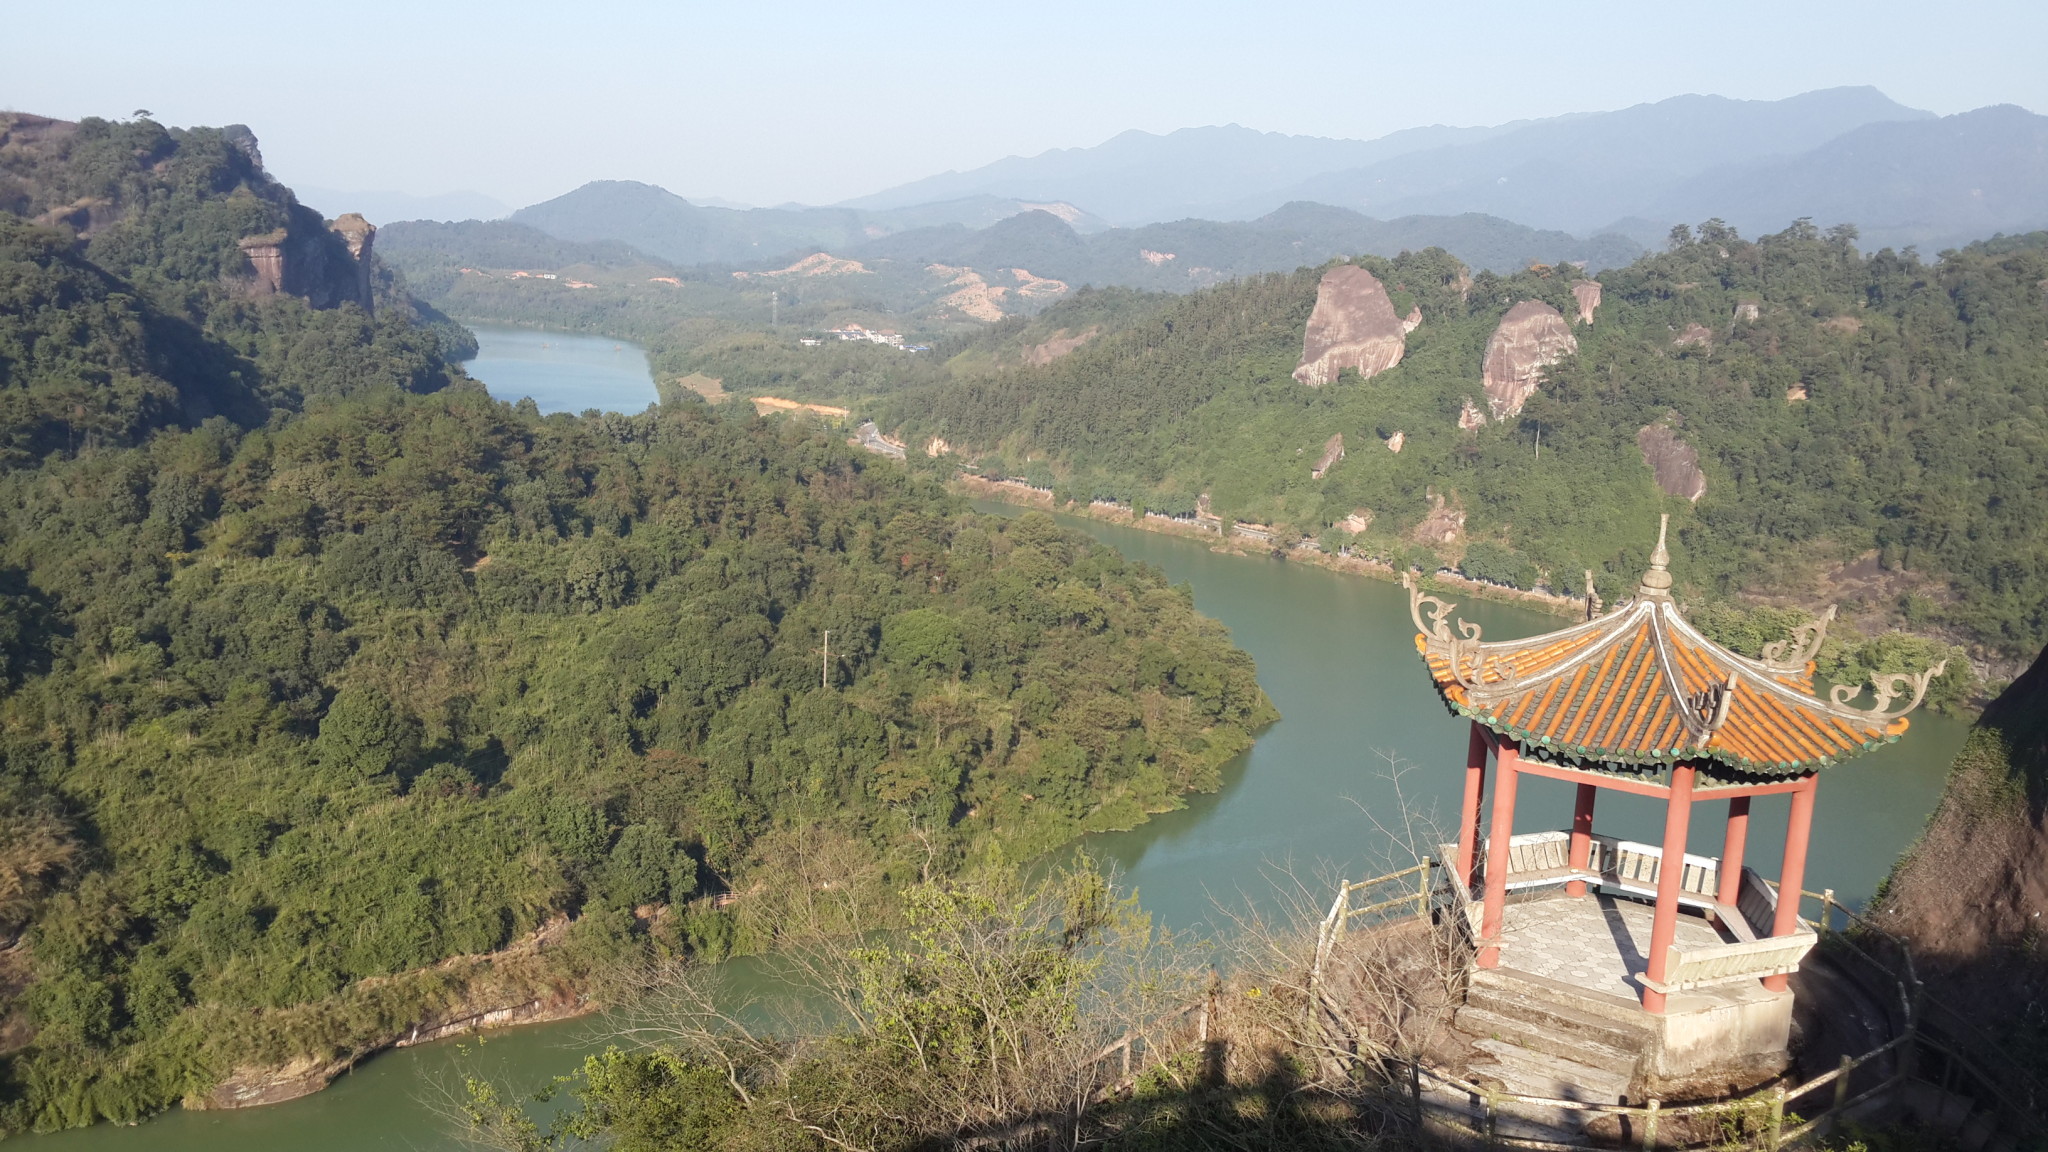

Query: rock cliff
left=1480, top=300, right=1577, bottom=418
left=1635, top=423, right=1707, bottom=501
left=1571, top=279, right=1602, bottom=324
left=1876, top=644, right=2048, bottom=1074
left=1293, top=264, right=1409, bottom=387
left=1457, top=398, right=1486, bottom=430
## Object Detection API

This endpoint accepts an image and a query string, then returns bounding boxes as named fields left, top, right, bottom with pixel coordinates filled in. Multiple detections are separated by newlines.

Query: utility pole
left=771, top=290, right=779, bottom=327
left=1534, top=424, right=1542, bottom=461
left=821, top=629, right=830, bottom=689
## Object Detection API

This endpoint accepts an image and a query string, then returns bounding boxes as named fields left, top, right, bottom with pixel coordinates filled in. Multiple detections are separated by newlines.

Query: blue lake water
left=460, top=325, right=657, bottom=414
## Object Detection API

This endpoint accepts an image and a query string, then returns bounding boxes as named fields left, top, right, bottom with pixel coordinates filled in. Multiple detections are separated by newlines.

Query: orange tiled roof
left=1405, top=519, right=1946, bottom=775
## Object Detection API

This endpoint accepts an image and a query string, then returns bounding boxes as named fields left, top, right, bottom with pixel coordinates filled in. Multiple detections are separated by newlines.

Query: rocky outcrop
left=1386, top=431, right=1406, bottom=454
left=1457, top=398, right=1486, bottom=430
left=1293, top=265, right=1409, bottom=387
left=1338, top=509, right=1373, bottom=534
left=1875, top=645, right=2048, bottom=1069
left=1635, top=423, right=1707, bottom=502
left=1401, top=305, right=1423, bottom=334
left=1481, top=301, right=1577, bottom=419
left=924, top=436, right=953, bottom=457
left=238, top=230, right=290, bottom=296
left=1673, top=323, right=1713, bottom=347
left=1571, top=279, right=1602, bottom=325
left=329, top=213, right=376, bottom=317
left=1787, top=384, right=1809, bottom=402
left=1733, top=301, right=1760, bottom=322
left=1412, top=491, right=1463, bottom=544
left=1023, top=326, right=1098, bottom=366
left=1311, top=433, right=1345, bottom=479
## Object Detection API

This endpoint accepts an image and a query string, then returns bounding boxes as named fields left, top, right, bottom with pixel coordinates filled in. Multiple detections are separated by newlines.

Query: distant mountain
left=839, top=122, right=1536, bottom=226
left=1263, top=87, right=1936, bottom=232
left=508, top=181, right=1107, bottom=266
left=845, top=202, right=1642, bottom=291
left=1640, top=104, right=2048, bottom=250
left=293, top=185, right=508, bottom=225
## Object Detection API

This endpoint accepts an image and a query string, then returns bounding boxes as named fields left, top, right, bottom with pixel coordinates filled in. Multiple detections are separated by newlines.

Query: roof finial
left=1638, top=514, right=1674, bottom=598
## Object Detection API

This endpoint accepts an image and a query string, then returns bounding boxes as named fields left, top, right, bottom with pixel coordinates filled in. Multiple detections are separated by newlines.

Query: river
left=40, top=330, right=1969, bottom=1150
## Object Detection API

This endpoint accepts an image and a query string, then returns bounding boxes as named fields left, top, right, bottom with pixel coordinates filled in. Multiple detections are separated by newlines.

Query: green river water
left=37, top=335, right=1970, bottom=1150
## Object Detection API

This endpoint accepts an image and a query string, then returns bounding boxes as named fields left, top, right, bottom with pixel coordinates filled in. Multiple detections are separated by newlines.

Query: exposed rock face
left=1386, top=431, right=1405, bottom=453
left=1339, top=509, right=1373, bottom=534
left=1734, top=301, right=1760, bottom=322
left=1673, top=323, right=1713, bottom=347
left=924, top=436, right=952, bottom=457
left=1571, top=279, right=1602, bottom=325
left=329, top=213, right=376, bottom=317
left=1875, top=645, right=2048, bottom=1064
left=1293, top=265, right=1409, bottom=387
left=238, top=230, right=290, bottom=296
left=1401, top=305, right=1423, bottom=334
left=1786, top=383, right=1810, bottom=402
left=1636, top=424, right=1707, bottom=502
left=1480, top=301, right=1577, bottom=419
left=1457, top=398, right=1487, bottom=431
left=1412, top=491, right=1463, bottom=544
left=1023, top=326, right=1098, bottom=366
left=1310, top=433, right=1345, bottom=479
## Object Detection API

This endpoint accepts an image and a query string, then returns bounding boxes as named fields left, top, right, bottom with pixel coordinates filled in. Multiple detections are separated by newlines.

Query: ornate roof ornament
left=1403, top=519, right=1947, bottom=775
left=1759, top=605, right=1835, bottom=673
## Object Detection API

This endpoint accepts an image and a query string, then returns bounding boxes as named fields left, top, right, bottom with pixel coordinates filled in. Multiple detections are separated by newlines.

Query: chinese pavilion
left=1404, top=516, right=1945, bottom=1088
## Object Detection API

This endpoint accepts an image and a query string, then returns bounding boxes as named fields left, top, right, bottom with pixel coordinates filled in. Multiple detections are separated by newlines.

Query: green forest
left=0, top=118, right=1273, bottom=1133
left=394, top=211, right=2048, bottom=677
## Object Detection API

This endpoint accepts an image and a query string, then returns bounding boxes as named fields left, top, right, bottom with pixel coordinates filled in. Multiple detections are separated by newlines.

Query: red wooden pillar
left=1716, top=796, right=1752, bottom=906
left=1566, top=783, right=1597, bottom=897
left=1641, top=762, right=1698, bottom=1013
left=1476, top=736, right=1520, bottom=969
left=1457, top=721, right=1490, bottom=891
left=1764, top=773, right=1819, bottom=992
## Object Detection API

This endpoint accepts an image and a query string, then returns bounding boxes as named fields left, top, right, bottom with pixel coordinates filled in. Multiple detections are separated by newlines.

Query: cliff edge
left=1876, top=643, right=2048, bottom=1070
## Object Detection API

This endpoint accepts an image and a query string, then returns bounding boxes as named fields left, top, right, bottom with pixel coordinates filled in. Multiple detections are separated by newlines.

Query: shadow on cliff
left=1877, top=641, right=2048, bottom=1083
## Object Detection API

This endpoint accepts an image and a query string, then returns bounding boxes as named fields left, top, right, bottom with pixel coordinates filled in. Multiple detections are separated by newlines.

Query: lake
left=460, top=325, right=658, bottom=414
left=43, top=382, right=1969, bottom=1150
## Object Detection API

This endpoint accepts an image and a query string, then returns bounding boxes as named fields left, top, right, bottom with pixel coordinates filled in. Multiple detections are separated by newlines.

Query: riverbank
left=951, top=475, right=1585, bottom=620
left=191, top=915, right=598, bottom=1111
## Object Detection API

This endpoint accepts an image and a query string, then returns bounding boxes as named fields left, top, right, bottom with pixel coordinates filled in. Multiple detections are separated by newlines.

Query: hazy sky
left=9, top=0, right=2045, bottom=211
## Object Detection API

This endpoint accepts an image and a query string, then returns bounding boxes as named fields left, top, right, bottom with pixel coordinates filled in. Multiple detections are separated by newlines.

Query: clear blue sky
left=8, top=0, right=2044, bottom=210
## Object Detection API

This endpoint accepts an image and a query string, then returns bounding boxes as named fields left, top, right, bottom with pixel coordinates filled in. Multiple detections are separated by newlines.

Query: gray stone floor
left=1496, top=891, right=1728, bottom=1001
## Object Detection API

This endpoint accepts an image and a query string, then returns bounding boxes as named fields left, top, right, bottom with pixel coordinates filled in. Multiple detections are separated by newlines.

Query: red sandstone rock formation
left=1636, top=424, right=1707, bottom=502
left=1310, top=432, right=1345, bottom=479
left=1571, top=279, right=1602, bottom=325
left=1293, top=265, right=1409, bottom=387
left=1412, top=491, right=1464, bottom=544
left=1457, top=398, right=1486, bottom=431
left=1386, top=431, right=1406, bottom=453
left=329, top=213, right=376, bottom=317
left=1480, top=301, right=1577, bottom=419
left=1401, top=305, right=1423, bottom=334
left=238, top=230, right=290, bottom=296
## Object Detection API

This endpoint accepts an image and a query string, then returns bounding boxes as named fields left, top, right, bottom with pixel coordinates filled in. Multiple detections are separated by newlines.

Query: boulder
left=1571, top=279, right=1602, bottom=325
left=1293, top=265, right=1409, bottom=387
left=1481, top=301, right=1577, bottom=419
left=1386, top=431, right=1406, bottom=454
left=1734, top=301, right=1760, bottom=322
left=1636, top=424, right=1707, bottom=502
left=1457, top=398, right=1487, bottom=431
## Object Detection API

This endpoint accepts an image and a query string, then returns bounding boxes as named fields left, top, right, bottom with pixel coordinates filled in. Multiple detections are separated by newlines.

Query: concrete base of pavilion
left=1450, top=890, right=1793, bottom=1108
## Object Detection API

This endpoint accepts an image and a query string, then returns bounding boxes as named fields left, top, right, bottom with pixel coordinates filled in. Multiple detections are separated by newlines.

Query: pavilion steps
left=1461, top=968, right=1655, bottom=1075
left=1452, top=1004, right=1641, bottom=1078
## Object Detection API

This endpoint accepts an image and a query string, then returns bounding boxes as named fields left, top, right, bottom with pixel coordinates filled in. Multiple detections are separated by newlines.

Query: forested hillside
left=877, top=223, right=2048, bottom=670
left=0, top=117, right=1274, bottom=1133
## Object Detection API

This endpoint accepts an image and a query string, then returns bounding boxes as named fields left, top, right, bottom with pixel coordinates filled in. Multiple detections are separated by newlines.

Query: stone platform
left=1454, top=890, right=1793, bottom=1110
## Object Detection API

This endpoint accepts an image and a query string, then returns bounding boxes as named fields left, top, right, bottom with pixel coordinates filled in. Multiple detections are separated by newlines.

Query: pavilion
left=1403, top=516, right=1946, bottom=1089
